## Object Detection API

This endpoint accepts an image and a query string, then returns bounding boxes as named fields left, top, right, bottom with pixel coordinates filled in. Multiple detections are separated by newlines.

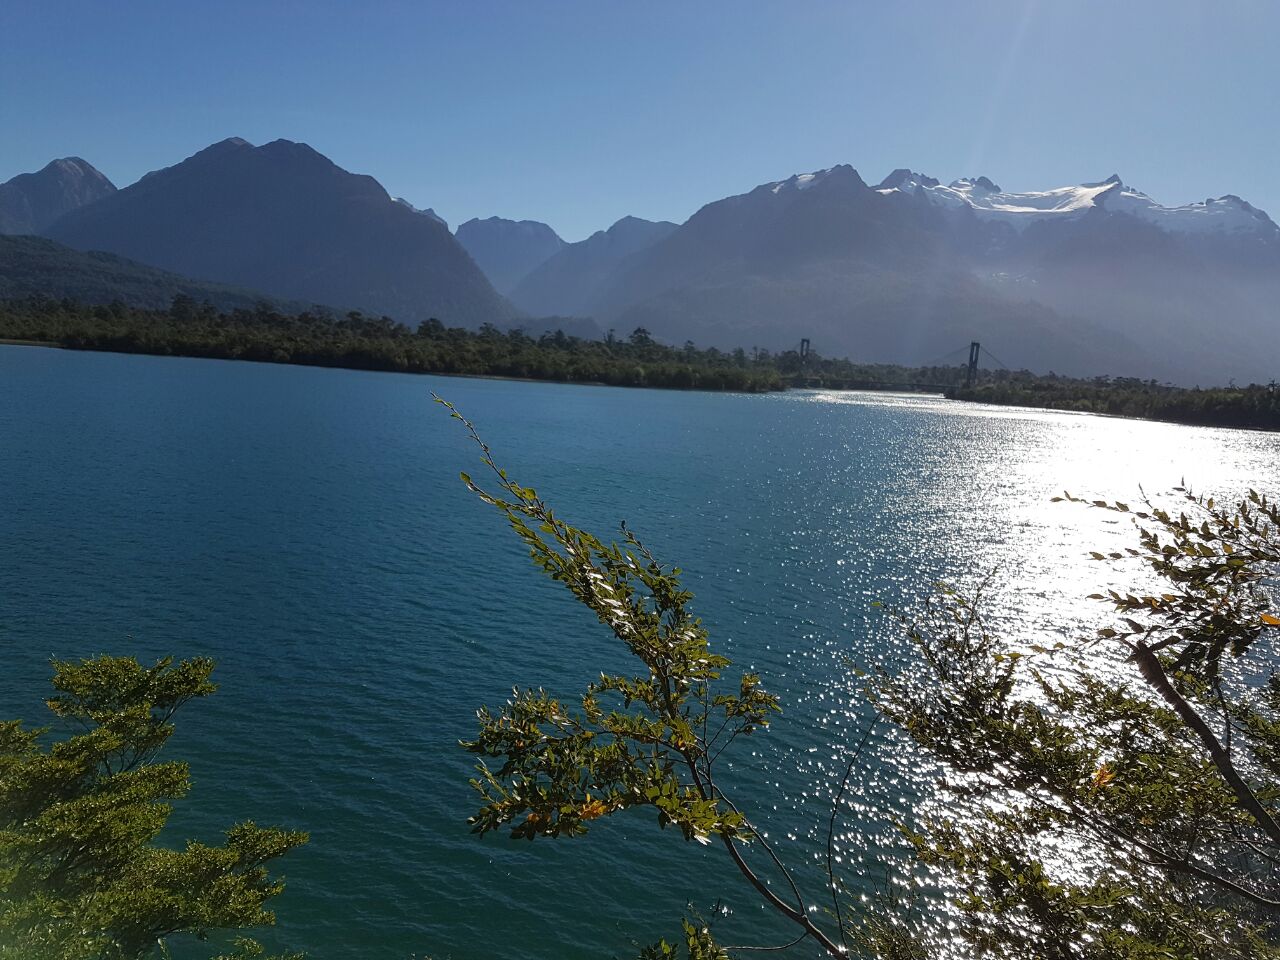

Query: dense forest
left=950, top=374, right=1280, bottom=431
left=0, top=297, right=793, bottom=392
left=3, top=296, right=1278, bottom=431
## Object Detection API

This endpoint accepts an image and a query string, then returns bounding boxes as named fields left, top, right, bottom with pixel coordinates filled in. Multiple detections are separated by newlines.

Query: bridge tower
left=965, top=341, right=981, bottom=388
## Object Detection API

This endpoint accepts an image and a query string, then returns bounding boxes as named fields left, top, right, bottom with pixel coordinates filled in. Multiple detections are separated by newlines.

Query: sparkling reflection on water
left=0, top=351, right=1276, bottom=959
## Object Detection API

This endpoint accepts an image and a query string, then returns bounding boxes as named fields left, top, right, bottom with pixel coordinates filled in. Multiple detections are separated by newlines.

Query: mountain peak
left=46, top=156, right=97, bottom=174
left=458, top=215, right=560, bottom=235
left=207, top=136, right=253, bottom=152
left=45, top=138, right=514, bottom=325
left=950, top=175, right=1001, bottom=193
left=455, top=215, right=565, bottom=295
left=40, top=158, right=115, bottom=192
left=878, top=168, right=941, bottom=190
left=1082, top=174, right=1125, bottom=190
left=597, top=215, right=679, bottom=247
left=260, top=138, right=324, bottom=160
left=508, top=214, right=679, bottom=316
left=607, top=214, right=671, bottom=234
left=0, top=156, right=117, bottom=234
left=138, top=137, right=351, bottom=194
left=181, top=137, right=254, bottom=167
left=767, top=164, right=866, bottom=195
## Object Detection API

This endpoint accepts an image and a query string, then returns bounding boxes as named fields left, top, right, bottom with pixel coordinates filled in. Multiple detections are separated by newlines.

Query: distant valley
left=2, top=139, right=1277, bottom=385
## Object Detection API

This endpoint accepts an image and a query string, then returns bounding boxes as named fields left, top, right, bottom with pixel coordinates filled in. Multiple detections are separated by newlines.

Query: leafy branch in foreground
left=872, top=488, right=1280, bottom=959
left=437, top=395, right=862, bottom=957
left=0, top=656, right=307, bottom=960
left=443, top=395, right=1280, bottom=958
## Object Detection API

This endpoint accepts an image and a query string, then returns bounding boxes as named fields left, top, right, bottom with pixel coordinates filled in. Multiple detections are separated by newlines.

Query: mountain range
left=1, top=139, right=1276, bottom=383
left=35, top=138, right=516, bottom=326
left=519, top=165, right=1278, bottom=383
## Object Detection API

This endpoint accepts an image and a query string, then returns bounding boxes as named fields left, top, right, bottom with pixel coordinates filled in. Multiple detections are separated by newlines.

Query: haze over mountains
left=0, top=234, right=319, bottom=313
left=454, top=217, right=565, bottom=296
left=1, top=137, right=1276, bottom=384
left=453, top=164, right=1278, bottom=384
left=511, top=216, right=679, bottom=318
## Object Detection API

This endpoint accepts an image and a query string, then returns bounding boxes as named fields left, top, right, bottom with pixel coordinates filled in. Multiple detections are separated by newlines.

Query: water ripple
left=1, top=350, right=1276, bottom=958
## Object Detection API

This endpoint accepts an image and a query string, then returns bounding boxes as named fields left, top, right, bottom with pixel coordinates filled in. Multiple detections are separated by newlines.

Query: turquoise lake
left=2, top=345, right=1277, bottom=958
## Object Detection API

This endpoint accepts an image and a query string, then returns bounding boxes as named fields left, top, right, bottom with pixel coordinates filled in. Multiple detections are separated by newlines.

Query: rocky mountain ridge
left=0, top=158, right=117, bottom=235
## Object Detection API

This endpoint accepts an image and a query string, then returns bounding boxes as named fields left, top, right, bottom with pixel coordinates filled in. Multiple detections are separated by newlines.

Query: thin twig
left=826, top=716, right=880, bottom=950
left=722, top=932, right=809, bottom=953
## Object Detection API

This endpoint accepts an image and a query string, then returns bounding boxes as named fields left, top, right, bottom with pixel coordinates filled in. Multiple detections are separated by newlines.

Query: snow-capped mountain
left=1103, top=182, right=1276, bottom=237
left=549, top=163, right=1280, bottom=385
left=876, top=169, right=1278, bottom=239
left=766, top=164, right=866, bottom=195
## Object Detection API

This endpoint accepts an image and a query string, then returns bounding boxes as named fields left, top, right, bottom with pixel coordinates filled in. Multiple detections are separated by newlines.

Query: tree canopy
left=950, top=375, right=1280, bottom=431
left=0, top=656, right=306, bottom=960
left=6, top=294, right=1280, bottom=430
left=0, top=298, right=787, bottom=393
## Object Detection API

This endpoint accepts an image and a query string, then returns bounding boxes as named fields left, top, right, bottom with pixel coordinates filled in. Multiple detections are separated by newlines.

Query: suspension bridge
left=791, top=339, right=1011, bottom=392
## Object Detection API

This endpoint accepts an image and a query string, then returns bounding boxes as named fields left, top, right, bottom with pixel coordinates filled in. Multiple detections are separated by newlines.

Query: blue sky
left=2, top=0, right=1276, bottom=241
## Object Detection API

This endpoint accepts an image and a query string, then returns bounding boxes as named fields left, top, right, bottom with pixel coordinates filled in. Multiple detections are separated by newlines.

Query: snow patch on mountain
left=878, top=172, right=1115, bottom=226
left=1101, top=184, right=1276, bottom=236
left=877, top=170, right=1277, bottom=236
left=766, top=164, right=864, bottom=195
left=774, top=172, right=819, bottom=193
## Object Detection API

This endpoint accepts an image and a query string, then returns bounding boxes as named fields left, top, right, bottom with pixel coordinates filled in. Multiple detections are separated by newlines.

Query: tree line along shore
left=2, top=296, right=1277, bottom=431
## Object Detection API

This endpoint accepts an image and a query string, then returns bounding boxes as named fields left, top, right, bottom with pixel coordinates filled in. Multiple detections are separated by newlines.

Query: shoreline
left=2, top=338, right=1274, bottom=434
left=0, top=338, right=944, bottom=399
left=0, top=339, right=782, bottom=395
left=0, top=337, right=60, bottom=348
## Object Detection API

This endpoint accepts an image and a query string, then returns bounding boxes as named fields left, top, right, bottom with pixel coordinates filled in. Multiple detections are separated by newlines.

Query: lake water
left=2, top=345, right=1277, bottom=959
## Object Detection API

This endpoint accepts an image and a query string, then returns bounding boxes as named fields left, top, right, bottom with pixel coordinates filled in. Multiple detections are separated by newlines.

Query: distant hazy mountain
left=510, top=216, right=678, bottom=317
left=575, top=165, right=1278, bottom=383
left=45, top=138, right=516, bottom=326
left=875, top=169, right=1280, bottom=381
left=0, top=158, right=116, bottom=235
left=454, top=217, right=565, bottom=295
left=0, top=234, right=317, bottom=312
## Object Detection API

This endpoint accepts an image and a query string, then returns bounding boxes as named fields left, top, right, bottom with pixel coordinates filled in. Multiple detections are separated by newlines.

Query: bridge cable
left=921, top=345, right=971, bottom=368
left=980, top=345, right=1011, bottom=371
